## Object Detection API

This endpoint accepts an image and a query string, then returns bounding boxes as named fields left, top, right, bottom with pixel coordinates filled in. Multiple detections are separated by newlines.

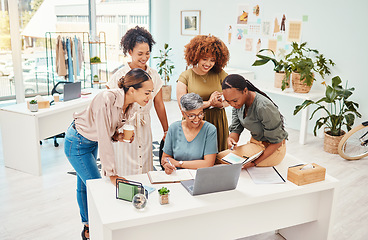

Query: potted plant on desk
left=29, top=99, right=38, bottom=112
left=293, top=76, right=361, bottom=154
left=158, top=187, right=170, bottom=205
left=284, top=42, right=335, bottom=93
left=154, top=43, right=175, bottom=101
left=252, top=49, right=291, bottom=90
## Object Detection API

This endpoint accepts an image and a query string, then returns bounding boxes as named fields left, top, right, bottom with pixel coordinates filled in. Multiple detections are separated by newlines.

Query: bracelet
left=253, top=161, right=257, bottom=167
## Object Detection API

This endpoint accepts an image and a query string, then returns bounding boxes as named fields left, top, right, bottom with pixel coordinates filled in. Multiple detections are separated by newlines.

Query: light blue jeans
left=64, top=122, right=100, bottom=224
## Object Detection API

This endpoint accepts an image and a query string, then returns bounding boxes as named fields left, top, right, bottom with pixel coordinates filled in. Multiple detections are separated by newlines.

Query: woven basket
left=274, top=72, right=290, bottom=89
left=291, top=72, right=313, bottom=93
left=324, top=130, right=345, bottom=154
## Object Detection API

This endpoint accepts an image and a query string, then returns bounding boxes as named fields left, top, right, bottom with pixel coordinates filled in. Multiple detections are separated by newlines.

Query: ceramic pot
left=324, top=130, right=345, bottom=154
left=29, top=103, right=38, bottom=112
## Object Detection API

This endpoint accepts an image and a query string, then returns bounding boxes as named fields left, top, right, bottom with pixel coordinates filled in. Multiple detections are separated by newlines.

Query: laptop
left=181, top=163, right=242, bottom=196
left=63, top=82, right=81, bottom=101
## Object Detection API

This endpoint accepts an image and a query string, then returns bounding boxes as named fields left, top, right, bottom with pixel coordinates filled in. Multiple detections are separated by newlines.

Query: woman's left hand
left=110, top=175, right=126, bottom=186
left=242, top=161, right=256, bottom=169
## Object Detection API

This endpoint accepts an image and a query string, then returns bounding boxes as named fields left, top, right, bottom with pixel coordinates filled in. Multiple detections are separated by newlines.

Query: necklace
left=192, top=67, right=208, bottom=83
left=199, top=74, right=207, bottom=83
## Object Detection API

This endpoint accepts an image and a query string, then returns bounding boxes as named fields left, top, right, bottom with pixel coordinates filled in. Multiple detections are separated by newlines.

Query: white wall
left=151, top=0, right=368, bottom=132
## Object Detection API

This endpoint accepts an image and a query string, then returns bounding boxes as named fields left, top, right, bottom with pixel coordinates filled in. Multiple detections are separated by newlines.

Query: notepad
left=222, top=150, right=264, bottom=166
left=147, top=169, right=194, bottom=184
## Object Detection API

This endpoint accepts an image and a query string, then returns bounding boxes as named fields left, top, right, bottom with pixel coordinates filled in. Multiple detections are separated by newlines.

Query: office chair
left=40, top=82, right=72, bottom=147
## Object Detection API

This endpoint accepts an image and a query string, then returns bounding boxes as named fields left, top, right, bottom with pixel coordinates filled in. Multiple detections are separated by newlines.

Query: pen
left=230, top=142, right=237, bottom=151
left=288, top=163, right=305, bottom=168
left=166, top=157, right=176, bottom=170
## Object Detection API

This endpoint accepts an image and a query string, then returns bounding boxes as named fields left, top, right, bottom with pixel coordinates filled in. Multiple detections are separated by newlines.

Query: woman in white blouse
left=107, top=26, right=168, bottom=176
left=64, top=68, right=153, bottom=240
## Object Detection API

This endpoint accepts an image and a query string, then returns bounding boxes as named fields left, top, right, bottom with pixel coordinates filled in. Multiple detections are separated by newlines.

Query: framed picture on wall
left=181, top=10, right=201, bottom=36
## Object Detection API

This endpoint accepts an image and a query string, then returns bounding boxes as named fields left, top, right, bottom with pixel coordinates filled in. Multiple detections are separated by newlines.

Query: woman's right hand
left=227, top=137, right=238, bottom=149
left=163, top=158, right=176, bottom=175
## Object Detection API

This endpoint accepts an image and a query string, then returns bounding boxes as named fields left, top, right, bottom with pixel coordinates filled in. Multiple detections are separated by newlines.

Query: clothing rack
left=45, top=32, right=90, bottom=95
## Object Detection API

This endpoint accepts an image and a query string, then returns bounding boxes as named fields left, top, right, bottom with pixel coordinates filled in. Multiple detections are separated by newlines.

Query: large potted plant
left=252, top=49, right=291, bottom=90
left=153, top=43, right=175, bottom=101
left=284, top=42, right=335, bottom=93
left=293, top=76, right=361, bottom=154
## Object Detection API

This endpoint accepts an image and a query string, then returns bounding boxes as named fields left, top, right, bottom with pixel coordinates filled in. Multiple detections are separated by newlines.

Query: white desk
left=226, top=68, right=324, bottom=145
left=0, top=89, right=100, bottom=176
left=87, top=154, right=338, bottom=240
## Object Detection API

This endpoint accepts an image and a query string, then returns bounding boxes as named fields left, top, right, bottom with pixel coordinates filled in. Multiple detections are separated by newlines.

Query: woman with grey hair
left=161, top=93, right=218, bottom=174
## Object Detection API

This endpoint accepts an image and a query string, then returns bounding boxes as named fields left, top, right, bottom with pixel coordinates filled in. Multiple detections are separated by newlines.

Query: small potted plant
left=293, top=76, right=361, bottom=154
left=252, top=49, right=290, bottom=90
left=284, top=42, right=335, bottom=93
left=29, top=99, right=38, bottom=112
left=153, top=43, right=175, bottom=101
left=93, top=74, right=99, bottom=83
left=158, top=186, right=170, bottom=205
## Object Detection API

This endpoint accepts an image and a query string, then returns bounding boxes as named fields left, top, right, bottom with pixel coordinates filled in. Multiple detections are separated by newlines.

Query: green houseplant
left=294, top=76, right=361, bottom=153
left=29, top=99, right=38, bottom=112
left=153, top=43, right=175, bottom=101
left=252, top=49, right=291, bottom=90
left=158, top=187, right=170, bottom=205
left=284, top=42, right=335, bottom=93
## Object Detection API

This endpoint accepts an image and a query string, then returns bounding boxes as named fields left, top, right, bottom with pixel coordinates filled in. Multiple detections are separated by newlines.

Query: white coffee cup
left=122, top=124, right=134, bottom=142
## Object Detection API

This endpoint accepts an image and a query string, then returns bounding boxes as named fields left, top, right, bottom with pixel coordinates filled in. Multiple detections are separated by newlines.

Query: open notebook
left=221, top=150, right=264, bottom=166
left=147, top=169, right=194, bottom=184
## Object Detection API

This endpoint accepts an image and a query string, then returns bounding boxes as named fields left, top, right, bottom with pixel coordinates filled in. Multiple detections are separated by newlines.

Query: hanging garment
left=77, top=37, right=84, bottom=73
left=73, top=36, right=79, bottom=78
left=55, top=35, right=67, bottom=76
left=66, top=37, right=74, bottom=82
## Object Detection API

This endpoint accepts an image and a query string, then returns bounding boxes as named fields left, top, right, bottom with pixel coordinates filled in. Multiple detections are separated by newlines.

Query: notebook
left=181, top=163, right=242, bottom=196
left=147, top=169, right=194, bottom=184
left=221, top=150, right=264, bottom=166
left=63, top=82, right=81, bottom=101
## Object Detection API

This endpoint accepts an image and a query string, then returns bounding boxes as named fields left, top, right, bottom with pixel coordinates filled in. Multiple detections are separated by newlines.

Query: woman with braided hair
left=177, top=34, right=230, bottom=152
left=107, top=26, right=169, bottom=176
left=222, top=74, right=288, bottom=168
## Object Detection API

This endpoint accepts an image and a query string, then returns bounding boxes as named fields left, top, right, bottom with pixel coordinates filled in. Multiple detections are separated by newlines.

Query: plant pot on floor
left=162, top=85, right=172, bottom=101
left=274, top=72, right=290, bottom=89
left=324, top=130, right=345, bottom=154
left=292, top=72, right=314, bottom=93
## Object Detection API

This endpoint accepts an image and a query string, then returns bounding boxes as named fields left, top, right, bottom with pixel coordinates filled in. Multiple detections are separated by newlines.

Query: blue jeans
left=64, top=122, right=100, bottom=224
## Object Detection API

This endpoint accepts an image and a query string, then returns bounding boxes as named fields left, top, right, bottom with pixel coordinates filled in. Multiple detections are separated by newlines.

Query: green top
left=229, top=92, right=288, bottom=144
left=178, top=69, right=228, bottom=101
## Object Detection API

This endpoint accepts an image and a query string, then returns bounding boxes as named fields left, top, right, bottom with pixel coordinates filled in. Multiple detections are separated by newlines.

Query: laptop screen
left=63, top=82, right=81, bottom=101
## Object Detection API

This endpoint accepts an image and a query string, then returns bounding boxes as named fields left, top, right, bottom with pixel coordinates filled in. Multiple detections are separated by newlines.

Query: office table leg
left=299, top=106, right=309, bottom=145
left=0, top=111, right=41, bottom=175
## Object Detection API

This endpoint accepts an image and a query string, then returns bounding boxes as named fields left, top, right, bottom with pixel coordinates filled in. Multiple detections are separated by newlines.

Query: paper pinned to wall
left=288, top=20, right=302, bottom=42
left=268, top=39, right=277, bottom=53
left=237, top=5, right=249, bottom=25
left=245, top=38, right=253, bottom=52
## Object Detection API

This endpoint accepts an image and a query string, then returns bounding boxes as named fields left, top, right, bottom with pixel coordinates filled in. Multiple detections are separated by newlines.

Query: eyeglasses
left=183, top=111, right=205, bottom=120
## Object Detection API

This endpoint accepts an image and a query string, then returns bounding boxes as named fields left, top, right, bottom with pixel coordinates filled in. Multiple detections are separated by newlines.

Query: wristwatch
left=179, top=161, right=183, bottom=168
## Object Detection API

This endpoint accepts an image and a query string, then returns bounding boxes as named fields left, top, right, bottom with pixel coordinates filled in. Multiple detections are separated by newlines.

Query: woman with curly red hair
left=177, top=35, right=230, bottom=151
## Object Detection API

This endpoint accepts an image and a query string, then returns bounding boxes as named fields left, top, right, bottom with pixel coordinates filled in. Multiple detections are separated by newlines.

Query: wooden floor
left=0, top=100, right=367, bottom=240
